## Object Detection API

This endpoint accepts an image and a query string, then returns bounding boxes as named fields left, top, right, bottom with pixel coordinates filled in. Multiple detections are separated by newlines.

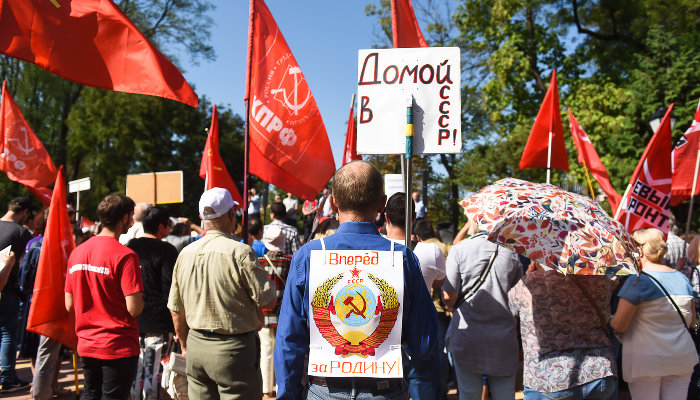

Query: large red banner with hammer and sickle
left=245, top=0, right=335, bottom=200
left=0, top=80, right=57, bottom=188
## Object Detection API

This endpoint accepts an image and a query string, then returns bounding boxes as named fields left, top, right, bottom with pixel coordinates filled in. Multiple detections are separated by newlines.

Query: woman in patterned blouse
left=509, top=262, right=617, bottom=399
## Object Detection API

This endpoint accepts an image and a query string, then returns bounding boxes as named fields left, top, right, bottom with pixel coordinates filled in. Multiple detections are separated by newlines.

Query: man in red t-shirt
left=65, top=194, right=144, bottom=400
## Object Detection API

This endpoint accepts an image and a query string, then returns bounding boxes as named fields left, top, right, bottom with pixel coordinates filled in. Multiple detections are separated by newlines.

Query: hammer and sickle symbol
left=343, top=291, right=367, bottom=319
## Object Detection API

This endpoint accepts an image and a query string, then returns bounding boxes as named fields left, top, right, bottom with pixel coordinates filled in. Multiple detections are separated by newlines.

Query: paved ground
left=2, top=356, right=81, bottom=399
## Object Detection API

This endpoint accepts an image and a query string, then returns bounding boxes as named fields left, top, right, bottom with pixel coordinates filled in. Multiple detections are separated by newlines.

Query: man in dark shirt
left=0, top=197, right=34, bottom=392
left=126, top=206, right=178, bottom=400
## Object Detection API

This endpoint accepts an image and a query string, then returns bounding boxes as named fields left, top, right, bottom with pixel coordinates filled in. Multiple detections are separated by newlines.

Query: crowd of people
left=0, top=160, right=698, bottom=400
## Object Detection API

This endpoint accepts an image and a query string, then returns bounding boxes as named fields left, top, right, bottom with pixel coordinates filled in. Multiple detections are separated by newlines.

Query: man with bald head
left=275, top=160, right=439, bottom=399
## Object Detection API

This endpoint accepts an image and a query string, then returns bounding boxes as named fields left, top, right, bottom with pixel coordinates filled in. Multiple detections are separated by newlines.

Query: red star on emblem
left=350, top=266, right=361, bottom=278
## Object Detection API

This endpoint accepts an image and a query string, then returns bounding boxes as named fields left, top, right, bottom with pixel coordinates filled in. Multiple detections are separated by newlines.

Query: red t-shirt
left=64, top=235, right=144, bottom=359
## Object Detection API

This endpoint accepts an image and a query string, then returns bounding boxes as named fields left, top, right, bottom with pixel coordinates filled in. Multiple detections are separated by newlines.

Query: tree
left=366, top=0, right=700, bottom=229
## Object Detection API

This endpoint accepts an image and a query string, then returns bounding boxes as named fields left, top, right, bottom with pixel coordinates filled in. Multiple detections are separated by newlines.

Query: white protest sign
left=384, top=174, right=404, bottom=200
left=308, top=249, right=404, bottom=378
left=357, top=47, right=461, bottom=155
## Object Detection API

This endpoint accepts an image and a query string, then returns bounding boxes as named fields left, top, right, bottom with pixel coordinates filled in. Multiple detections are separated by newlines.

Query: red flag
left=1, top=80, right=57, bottom=188
left=617, top=105, right=674, bottom=234
left=26, top=166, right=77, bottom=349
left=245, top=0, right=335, bottom=200
left=342, top=102, right=362, bottom=165
left=0, top=0, right=198, bottom=107
left=199, top=105, right=244, bottom=205
left=568, top=110, right=622, bottom=211
left=519, top=70, right=569, bottom=172
left=391, top=0, right=428, bottom=48
left=25, top=185, right=52, bottom=207
left=670, top=100, right=700, bottom=206
left=80, top=216, right=94, bottom=230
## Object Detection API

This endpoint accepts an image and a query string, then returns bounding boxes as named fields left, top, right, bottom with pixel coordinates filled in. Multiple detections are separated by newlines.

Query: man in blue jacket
left=274, top=160, right=439, bottom=399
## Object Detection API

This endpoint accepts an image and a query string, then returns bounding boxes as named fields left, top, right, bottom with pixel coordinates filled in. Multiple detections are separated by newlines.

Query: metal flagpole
left=405, top=96, right=414, bottom=245
left=242, top=0, right=256, bottom=243
left=546, top=131, right=553, bottom=184
left=684, top=149, right=700, bottom=247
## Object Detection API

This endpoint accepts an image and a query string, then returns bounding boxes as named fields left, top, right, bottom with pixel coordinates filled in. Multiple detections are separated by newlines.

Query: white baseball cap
left=199, top=188, right=239, bottom=220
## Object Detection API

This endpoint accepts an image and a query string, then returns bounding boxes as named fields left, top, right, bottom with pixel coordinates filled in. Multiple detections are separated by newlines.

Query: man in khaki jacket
left=168, top=188, right=276, bottom=399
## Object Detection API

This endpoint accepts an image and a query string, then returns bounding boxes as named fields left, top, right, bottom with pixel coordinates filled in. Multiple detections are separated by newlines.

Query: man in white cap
left=167, top=187, right=276, bottom=399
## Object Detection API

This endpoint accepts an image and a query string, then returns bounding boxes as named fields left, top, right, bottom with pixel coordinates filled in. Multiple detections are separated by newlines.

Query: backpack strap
left=452, top=245, right=499, bottom=311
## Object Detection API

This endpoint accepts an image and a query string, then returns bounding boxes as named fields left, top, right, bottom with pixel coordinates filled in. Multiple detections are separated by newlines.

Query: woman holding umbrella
left=610, top=228, right=698, bottom=400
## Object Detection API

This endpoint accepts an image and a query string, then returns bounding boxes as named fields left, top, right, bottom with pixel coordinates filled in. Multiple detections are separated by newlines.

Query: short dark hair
left=413, top=219, right=436, bottom=240
left=97, top=194, right=135, bottom=229
left=332, top=161, right=384, bottom=213
left=270, top=202, right=286, bottom=220
left=248, top=218, right=263, bottom=236
left=8, top=197, right=33, bottom=213
left=384, top=192, right=415, bottom=229
left=142, top=206, right=170, bottom=235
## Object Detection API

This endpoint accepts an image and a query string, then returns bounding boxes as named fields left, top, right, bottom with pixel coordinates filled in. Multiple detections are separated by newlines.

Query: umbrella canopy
left=461, top=178, right=639, bottom=276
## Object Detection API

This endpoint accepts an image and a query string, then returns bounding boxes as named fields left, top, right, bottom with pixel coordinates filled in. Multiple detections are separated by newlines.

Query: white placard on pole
left=68, top=177, right=91, bottom=193
left=384, top=174, right=404, bottom=200
left=356, top=47, right=461, bottom=155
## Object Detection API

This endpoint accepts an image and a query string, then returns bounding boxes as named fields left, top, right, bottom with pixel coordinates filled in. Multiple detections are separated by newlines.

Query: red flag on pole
left=391, top=0, right=428, bottom=48
left=0, top=0, right=198, bottom=107
left=198, top=105, right=244, bottom=205
left=616, top=105, right=674, bottom=234
left=519, top=70, right=569, bottom=173
left=26, top=166, right=77, bottom=349
left=1, top=80, right=57, bottom=188
left=245, top=0, right=335, bottom=200
left=342, top=99, right=361, bottom=166
left=568, top=110, right=622, bottom=211
left=670, top=100, right=700, bottom=206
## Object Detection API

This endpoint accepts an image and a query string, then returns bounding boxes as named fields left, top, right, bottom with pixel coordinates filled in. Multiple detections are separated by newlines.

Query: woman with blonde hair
left=610, top=227, right=698, bottom=399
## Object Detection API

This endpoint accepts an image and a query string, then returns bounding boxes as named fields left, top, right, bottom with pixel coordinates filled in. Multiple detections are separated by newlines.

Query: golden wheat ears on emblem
left=312, top=273, right=399, bottom=309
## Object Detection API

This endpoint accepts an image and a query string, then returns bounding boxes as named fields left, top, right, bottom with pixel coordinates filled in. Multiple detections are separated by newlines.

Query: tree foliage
left=366, top=0, right=700, bottom=228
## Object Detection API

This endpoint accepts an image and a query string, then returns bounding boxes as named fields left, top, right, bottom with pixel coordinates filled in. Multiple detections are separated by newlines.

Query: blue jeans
left=0, top=293, right=19, bottom=383
left=453, top=362, right=515, bottom=400
left=523, top=376, right=617, bottom=399
left=304, top=381, right=409, bottom=399
left=405, top=352, right=440, bottom=399
left=436, top=312, right=451, bottom=399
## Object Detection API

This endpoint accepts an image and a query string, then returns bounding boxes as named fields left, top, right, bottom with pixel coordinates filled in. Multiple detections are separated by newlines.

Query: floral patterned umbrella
left=461, top=178, right=639, bottom=276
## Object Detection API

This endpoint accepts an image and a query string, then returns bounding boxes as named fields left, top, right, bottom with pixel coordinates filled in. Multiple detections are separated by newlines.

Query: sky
left=179, top=1, right=385, bottom=168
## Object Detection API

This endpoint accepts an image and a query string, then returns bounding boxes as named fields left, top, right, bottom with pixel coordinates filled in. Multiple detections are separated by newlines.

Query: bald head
left=332, top=161, right=384, bottom=214
left=133, top=203, right=150, bottom=222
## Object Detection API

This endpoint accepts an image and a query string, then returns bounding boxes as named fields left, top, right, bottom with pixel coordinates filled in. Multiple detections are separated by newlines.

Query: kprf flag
left=1, top=80, right=57, bottom=188
left=568, top=110, right=622, bottom=211
left=199, top=105, right=244, bottom=205
left=26, top=166, right=77, bottom=349
left=391, top=0, right=428, bottom=48
left=519, top=70, right=569, bottom=172
left=245, top=0, right=335, bottom=200
left=671, top=100, right=700, bottom=206
left=0, top=0, right=198, bottom=107
left=342, top=103, right=361, bottom=165
left=617, top=105, right=674, bottom=234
